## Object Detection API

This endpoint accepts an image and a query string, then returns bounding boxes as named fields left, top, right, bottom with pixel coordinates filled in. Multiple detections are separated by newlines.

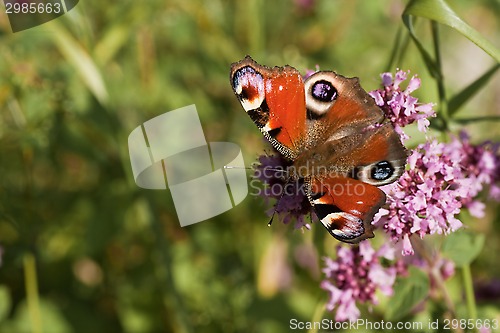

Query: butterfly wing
left=299, top=71, right=407, bottom=185
left=309, top=177, right=385, bottom=243
left=300, top=71, right=407, bottom=242
left=230, top=56, right=307, bottom=160
left=303, top=71, right=385, bottom=141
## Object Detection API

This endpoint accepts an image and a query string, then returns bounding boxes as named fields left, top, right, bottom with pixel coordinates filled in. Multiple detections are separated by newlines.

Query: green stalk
left=23, top=253, right=43, bottom=333
left=147, top=193, right=192, bottom=333
left=396, top=30, right=412, bottom=68
left=247, top=0, right=263, bottom=55
left=411, top=236, right=456, bottom=317
left=462, top=264, right=477, bottom=321
left=384, top=21, right=411, bottom=71
left=384, top=27, right=402, bottom=72
left=431, top=21, right=449, bottom=130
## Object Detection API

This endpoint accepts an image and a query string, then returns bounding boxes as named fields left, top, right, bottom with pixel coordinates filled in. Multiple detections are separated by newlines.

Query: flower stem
left=461, top=264, right=477, bottom=320
left=411, top=236, right=456, bottom=317
left=385, top=27, right=402, bottom=72
left=147, top=194, right=193, bottom=333
left=247, top=0, right=263, bottom=55
left=431, top=21, right=448, bottom=130
left=23, top=253, right=43, bottom=333
left=308, top=299, right=327, bottom=333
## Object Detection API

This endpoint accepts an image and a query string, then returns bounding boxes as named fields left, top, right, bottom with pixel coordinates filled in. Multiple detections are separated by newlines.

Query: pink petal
left=405, top=76, right=421, bottom=94
left=359, top=241, right=375, bottom=261
left=402, top=234, right=414, bottom=256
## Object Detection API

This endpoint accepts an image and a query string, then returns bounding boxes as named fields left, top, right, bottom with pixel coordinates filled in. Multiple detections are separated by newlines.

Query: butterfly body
left=230, top=56, right=407, bottom=243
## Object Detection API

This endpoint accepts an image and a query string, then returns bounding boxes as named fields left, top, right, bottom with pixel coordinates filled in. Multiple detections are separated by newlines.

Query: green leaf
left=45, top=21, right=109, bottom=106
left=385, top=267, right=429, bottom=321
left=442, top=231, right=485, bottom=266
left=12, top=298, right=73, bottom=333
left=94, top=25, right=131, bottom=66
left=448, top=63, right=500, bottom=116
left=452, top=115, right=500, bottom=125
left=403, top=0, right=500, bottom=62
left=0, top=286, right=12, bottom=322
left=402, top=15, right=441, bottom=79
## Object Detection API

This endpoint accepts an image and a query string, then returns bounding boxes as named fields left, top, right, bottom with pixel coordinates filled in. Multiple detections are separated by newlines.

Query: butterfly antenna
left=267, top=189, right=285, bottom=227
left=224, top=165, right=290, bottom=173
left=223, top=165, right=253, bottom=170
left=267, top=211, right=277, bottom=226
left=267, top=172, right=292, bottom=227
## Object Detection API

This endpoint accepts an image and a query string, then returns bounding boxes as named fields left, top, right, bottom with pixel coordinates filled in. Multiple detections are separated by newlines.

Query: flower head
left=374, top=133, right=499, bottom=255
left=456, top=132, right=500, bottom=203
left=321, top=242, right=399, bottom=321
left=253, top=153, right=314, bottom=229
left=369, top=70, right=435, bottom=140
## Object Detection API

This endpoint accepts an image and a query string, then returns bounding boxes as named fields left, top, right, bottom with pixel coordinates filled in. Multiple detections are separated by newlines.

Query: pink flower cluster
left=253, top=154, right=313, bottom=229
left=373, top=133, right=499, bottom=255
left=369, top=70, right=435, bottom=141
left=320, top=242, right=398, bottom=322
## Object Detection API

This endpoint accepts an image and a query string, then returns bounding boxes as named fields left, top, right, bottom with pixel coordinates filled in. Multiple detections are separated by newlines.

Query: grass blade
left=403, top=0, right=500, bottom=62
left=47, top=22, right=109, bottom=106
left=448, top=63, right=500, bottom=116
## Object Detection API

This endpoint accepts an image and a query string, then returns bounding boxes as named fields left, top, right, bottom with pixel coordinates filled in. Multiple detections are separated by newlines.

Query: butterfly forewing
left=230, top=56, right=308, bottom=160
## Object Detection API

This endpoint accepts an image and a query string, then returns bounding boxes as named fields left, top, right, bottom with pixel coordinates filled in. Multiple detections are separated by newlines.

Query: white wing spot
left=261, top=122, right=273, bottom=133
left=241, top=96, right=264, bottom=112
left=235, top=72, right=265, bottom=112
left=235, top=84, right=242, bottom=95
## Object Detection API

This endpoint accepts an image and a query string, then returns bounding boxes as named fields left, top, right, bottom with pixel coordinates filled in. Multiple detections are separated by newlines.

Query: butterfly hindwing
left=309, top=177, right=385, bottom=243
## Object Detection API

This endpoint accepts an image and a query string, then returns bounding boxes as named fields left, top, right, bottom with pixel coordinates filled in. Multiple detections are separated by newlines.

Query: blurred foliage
left=0, top=0, right=498, bottom=332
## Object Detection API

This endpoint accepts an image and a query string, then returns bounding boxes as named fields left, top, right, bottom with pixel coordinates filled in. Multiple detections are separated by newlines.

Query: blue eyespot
left=312, top=80, right=337, bottom=102
left=371, top=161, right=394, bottom=180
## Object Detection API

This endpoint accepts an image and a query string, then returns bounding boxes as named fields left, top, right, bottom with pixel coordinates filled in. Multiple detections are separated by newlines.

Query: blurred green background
left=0, top=0, right=498, bottom=332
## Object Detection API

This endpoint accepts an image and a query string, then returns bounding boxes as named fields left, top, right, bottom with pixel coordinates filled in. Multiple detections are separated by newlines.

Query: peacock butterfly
left=229, top=56, right=407, bottom=243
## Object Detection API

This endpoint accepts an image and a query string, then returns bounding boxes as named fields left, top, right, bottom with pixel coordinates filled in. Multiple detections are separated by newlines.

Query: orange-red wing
left=230, top=56, right=307, bottom=159
left=309, top=176, right=386, bottom=243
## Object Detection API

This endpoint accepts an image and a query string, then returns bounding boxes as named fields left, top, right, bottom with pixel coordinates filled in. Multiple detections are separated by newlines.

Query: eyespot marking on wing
left=354, top=160, right=403, bottom=186
left=231, top=66, right=265, bottom=112
left=304, top=72, right=339, bottom=117
left=321, top=212, right=364, bottom=239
